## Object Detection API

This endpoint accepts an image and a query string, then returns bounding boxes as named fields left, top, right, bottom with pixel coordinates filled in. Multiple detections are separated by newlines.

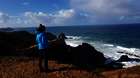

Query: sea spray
left=66, top=35, right=140, bottom=68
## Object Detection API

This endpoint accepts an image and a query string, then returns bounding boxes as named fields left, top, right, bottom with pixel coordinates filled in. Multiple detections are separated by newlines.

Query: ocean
left=16, top=25, right=140, bottom=68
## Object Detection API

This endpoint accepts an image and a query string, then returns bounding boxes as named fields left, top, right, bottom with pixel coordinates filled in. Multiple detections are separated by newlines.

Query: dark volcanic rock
left=117, top=55, right=130, bottom=62
left=117, top=55, right=140, bottom=62
left=0, top=31, right=122, bottom=69
left=46, top=32, right=57, bottom=41
left=58, top=32, right=67, bottom=40
left=0, top=31, right=35, bottom=55
left=48, top=42, right=107, bottom=68
left=0, top=31, right=57, bottom=56
left=48, top=39, right=123, bottom=69
left=0, top=27, right=14, bottom=32
left=70, top=43, right=106, bottom=67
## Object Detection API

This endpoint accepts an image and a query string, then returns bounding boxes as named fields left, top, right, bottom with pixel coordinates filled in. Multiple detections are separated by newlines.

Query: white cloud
left=52, top=9, right=75, bottom=25
left=1, top=0, right=140, bottom=27
left=0, top=9, right=76, bottom=27
left=0, top=12, right=11, bottom=27
left=56, top=9, right=75, bottom=18
left=1, top=3, right=140, bottom=28
left=70, top=0, right=139, bottom=15
left=70, top=0, right=140, bottom=24
left=24, top=9, right=75, bottom=26
left=0, top=12, right=10, bottom=23
left=24, top=11, right=48, bottom=25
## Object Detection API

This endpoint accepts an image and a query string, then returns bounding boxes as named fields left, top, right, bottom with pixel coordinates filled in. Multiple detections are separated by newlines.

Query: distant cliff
left=0, top=27, right=14, bottom=32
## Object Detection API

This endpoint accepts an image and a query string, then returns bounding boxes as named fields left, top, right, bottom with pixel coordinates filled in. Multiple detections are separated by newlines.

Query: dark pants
left=38, top=49, right=48, bottom=71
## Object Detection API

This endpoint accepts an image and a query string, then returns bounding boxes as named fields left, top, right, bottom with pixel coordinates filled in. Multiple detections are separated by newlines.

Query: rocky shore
left=0, top=31, right=140, bottom=78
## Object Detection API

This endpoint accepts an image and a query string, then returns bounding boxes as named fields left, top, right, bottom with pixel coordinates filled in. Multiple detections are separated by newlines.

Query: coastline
left=0, top=31, right=139, bottom=78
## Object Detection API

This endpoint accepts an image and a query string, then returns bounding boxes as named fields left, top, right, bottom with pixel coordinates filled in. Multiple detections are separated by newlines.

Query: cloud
left=24, top=11, right=48, bottom=25
left=0, top=12, right=10, bottom=23
left=1, top=1, right=140, bottom=28
left=70, top=0, right=140, bottom=24
left=1, top=0, right=140, bottom=27
left=0, top=9, right=76, bottom=27
left=24, top=9, right=75, bottom=26
left=0, top=12, right=11, bottom=27
left=71, top=0, right=140, bottom=15
left=52, top=9, right=75, bottom=25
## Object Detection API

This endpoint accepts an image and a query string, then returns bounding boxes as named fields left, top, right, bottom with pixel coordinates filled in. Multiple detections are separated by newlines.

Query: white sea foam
left=66, top=36, right=82, bottom=40
left=103, top=44, right=114, bottom=47
left=66, top=36, right=85, bottom=47
left=65, top=35, right=140, bottom=68
left=117, top=46, right=136, bottom=53
left=122, top=62, right=140, bottom=68
left=66, top=41, right=79, bottom=47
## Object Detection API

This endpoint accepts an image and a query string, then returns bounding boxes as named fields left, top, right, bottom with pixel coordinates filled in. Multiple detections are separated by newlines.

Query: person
left=36, top=24, right=48, bottom=72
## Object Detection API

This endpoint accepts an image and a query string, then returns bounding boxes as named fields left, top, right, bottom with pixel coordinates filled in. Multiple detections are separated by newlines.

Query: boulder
left=48, top=42, right=107, bottom=68
left=117, top=55, right=140, bottom=62
left=69, top=43, right=106, bottom=67
left=58, top=32, right=67, bottom=40
left=46, top=32, right=57, bottom=41
left=117, top=55, right=130, bottom=62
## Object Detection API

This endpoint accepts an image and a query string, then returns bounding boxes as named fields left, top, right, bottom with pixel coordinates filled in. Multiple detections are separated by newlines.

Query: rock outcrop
left=0, top=31, right=123, bottom=69
left=117, top=55, right=140, bottom=62
left=0, top=31, right=34, bottom=55
left=0, top=31, right=57, bottom=56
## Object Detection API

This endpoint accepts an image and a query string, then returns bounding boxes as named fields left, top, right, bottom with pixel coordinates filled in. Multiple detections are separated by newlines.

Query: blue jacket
left=36, top=32, right=48, bottom=50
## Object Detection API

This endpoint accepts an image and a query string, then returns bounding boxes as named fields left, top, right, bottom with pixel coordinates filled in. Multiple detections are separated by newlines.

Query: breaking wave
left=66, top=35, right=140, bottom=68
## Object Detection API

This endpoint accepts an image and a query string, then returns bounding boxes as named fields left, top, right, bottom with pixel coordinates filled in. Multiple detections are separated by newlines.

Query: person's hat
left=37, top=24, right=46, bottom=32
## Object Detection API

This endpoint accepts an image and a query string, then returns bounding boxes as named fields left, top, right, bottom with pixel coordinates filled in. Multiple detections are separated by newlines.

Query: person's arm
left=16, top=45, right=37, bottom=51
left=48, top=39, right=57, bottom=42
left=29, top=45, right=37, bottom=48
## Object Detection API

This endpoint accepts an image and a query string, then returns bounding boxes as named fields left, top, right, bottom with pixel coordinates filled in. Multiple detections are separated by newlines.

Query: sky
left=0, top=0, right=140, bottom=27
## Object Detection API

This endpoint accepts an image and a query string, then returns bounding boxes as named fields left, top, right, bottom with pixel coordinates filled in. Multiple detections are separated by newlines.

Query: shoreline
left=0, top=31, right=140, bottom=78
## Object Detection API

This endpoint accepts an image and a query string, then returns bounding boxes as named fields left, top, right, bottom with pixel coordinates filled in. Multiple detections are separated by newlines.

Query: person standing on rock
left=36, top=24, right=49, bottom=72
